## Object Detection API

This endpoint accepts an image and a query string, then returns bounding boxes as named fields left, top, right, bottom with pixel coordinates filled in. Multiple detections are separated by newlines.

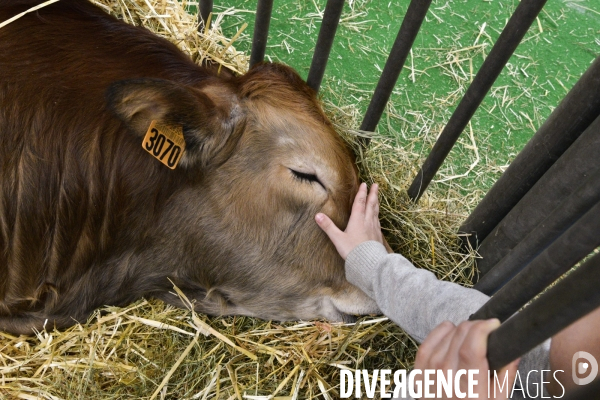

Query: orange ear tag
left=142, top=120, right=186, bottom=169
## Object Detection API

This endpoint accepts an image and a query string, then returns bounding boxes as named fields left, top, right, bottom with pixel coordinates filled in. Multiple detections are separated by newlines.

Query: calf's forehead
left=245, top=101, right=352, bottom=160
left=235, top=102, right=359, bottom=212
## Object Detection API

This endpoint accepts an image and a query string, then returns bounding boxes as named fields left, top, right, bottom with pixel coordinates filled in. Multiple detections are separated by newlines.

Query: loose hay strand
left=149, top=331, right=200, bottom=400
left=0, top=0, right=60, bottom=29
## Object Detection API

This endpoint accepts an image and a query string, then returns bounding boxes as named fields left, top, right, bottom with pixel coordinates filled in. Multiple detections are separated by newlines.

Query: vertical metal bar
left=359, top=0, right=432, bottom=138
left=306, top=0, right=345, bottom=92
left=476, top=115, right=600, bottom=275
left=475, top=167, right=600, bottom=295
left=459, top=55, right=600, bottom=250
left=406, top=0, right=548, bottom=201
left=473, top=115, right=600, bottom=285
left=483, top=252, right=600, bottom=371
left=249, top=0, right=274, bottom=68
left=199, top=0, right=213, bottom=28
left=470, top=200, right=600, bottom=323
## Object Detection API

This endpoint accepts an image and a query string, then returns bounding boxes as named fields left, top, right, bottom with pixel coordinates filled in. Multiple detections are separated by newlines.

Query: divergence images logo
left=572, top=351, right=598, bottom=386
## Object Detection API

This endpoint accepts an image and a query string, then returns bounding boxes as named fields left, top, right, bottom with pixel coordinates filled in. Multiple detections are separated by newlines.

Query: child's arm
left=315, top=183, right=550, bottom=397
left=315, top=183, right=490, bottom=341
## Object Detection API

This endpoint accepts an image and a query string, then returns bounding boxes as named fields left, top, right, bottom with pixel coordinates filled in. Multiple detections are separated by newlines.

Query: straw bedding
left=0, top=1, right=478, bottom=398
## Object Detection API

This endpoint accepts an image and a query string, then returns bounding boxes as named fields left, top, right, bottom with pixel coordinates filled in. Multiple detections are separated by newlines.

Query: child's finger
left=415, top=321, right=456, bottom=369
left=315, top=213, right=344, bottom=250
left=365, top=184, right=379, bottom=221
left=350, top=182, right=368, bottom=218
left=443, top=321, right=477, bottom=367
left=461, top=319, right=501, bottom=362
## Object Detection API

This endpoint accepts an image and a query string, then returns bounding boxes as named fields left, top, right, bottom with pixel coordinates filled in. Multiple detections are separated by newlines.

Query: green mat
left=217, top=0, right=599, bottom=197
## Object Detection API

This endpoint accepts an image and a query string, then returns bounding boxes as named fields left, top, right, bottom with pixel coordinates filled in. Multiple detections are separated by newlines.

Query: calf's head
left=108, top=63, right=379, bottom=321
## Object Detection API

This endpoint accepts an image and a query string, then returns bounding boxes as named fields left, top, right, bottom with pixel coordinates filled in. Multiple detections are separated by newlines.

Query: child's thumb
left=315, top=213, right=342, bottom=243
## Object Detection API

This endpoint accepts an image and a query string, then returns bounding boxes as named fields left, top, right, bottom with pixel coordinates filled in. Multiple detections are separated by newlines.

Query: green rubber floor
left=214, top=0, right=599, bottom=198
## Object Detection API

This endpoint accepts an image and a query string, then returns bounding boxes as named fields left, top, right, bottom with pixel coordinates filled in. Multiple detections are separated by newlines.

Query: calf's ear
left=106, top=78, right=243, bottom=168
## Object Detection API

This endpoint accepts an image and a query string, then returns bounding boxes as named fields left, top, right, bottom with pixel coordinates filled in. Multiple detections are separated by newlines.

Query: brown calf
left=0, top=0, right=379, bottom=335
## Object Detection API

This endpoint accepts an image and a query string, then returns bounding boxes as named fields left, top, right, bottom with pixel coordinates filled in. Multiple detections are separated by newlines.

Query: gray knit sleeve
left=346, top=240, right=490, bottom=342
left=345, top=241, right=551, bottom=399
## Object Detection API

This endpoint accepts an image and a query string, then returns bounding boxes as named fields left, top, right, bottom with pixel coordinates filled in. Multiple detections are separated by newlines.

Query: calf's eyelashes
left=289, top=168, right=326, bottom=190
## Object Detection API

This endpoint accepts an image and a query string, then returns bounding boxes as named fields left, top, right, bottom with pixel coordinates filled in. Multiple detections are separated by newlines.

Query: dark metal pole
left=484, top=252, right=600, bottom=371
left=475, top=167, right=600, bottom=295
left=359, top=0, right=432, bottom=139
left=470, top=200, right=600, bottom=323
left=406, top=0, right=548, bottom=201
left=249, top=0, right=274, bottom=68
left=459, top=55, right=600, bottom=250
left=199, top=0, right=213, bottom=29
left=474, top=114, right=600, bottom=282
left=306, top=0, right=345, bottom=93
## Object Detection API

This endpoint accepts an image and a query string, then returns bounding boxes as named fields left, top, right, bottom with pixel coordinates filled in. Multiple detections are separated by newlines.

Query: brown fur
left=0, top=0, right=379, bottom=335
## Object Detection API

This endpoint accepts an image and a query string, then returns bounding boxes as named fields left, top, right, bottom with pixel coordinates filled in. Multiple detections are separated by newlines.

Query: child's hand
left=414, top=319, right=519, bottom=399
left=315, top=182, right=384, bottom=260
